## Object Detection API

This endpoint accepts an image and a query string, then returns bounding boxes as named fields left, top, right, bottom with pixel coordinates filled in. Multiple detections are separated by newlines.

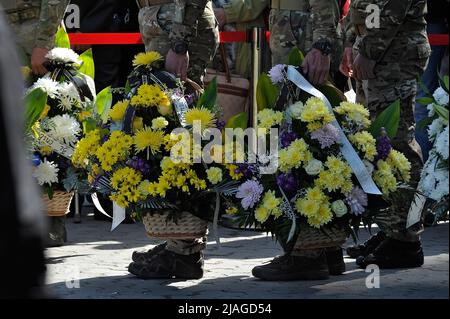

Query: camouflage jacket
left=347, top=0, right=428, bottom=62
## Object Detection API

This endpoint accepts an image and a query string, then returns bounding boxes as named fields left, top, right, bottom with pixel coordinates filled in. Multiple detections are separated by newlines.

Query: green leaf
left=256, top=73, right=279, bottom=110
left=78, top=48, right=95, bottom=79
left=125, top=80, right=131, bottom=95
left=438, top=74, right=449, bottom=92
left=288, top=47, right=305, bottom=67
left=55, top=25, right=70, bottom=49
left=370, top=100, right=401, bottom=138
left=225, top=112, right=248, bottom=130
left=82, top=117, right=97, bottom=134
left=416, top=97, right=435, bottom=105
left=444, top=75, right=449, bottom=91
left=434, top=104, right=449, bottom=122
left=318, top=81, right=346, bottom=106
left=197, top=77, right=217, bottom=110
left=95, top=86, right=113, bottom=123
left=24, top=88, right=48, bottom=131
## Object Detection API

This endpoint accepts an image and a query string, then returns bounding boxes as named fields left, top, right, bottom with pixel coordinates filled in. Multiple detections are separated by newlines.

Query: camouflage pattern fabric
left=138, top=0, right=219, bottom=85
left=46, top=216, right=67, bottom=247
left=3, top=0, right=69, bottom=57
left=350, top=0, right=431, bottom=242
left=166, top=237, right=207, bottom=255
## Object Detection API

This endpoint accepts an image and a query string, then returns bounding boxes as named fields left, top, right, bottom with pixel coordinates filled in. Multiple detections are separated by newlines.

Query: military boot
left=46, top=216, right=67, bottom=247
left=128, top=249, right=204, bottom=279
left=356, top=238, right=424, bottom=269
left=252, top=249, right=329, bottom=281
left=132, top=242, right=167, bottom=263
left=326, top=247, right=346, bottom=275
left=346, top=231, right=386, bottom=258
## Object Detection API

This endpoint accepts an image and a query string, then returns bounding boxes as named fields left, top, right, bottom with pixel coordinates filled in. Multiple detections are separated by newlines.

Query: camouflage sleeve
left=169, top=0, right=209, bottom=44
left=356, top=0, right=413, bottom=61
left=309, top=0, right=340, bottom=44
left=34, top=0, right=69, bottom=49
left=223, top=0, right=269, bottom=24
left=343, top=8, right=356, bottom=47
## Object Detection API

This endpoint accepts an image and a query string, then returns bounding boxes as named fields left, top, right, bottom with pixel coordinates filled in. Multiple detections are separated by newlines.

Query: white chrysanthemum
left=427, top=103, right=436, bottom=117
left=30, top=77, right=59, bottom=99
left=435, top=125, right=449, bottom=159
left=433, top=87, right=449, bottom=106
left=33, top=159, right=59, bottom=186
left=47, top=114, right=81, bottom=146
left=56, top=82, right=80, bottom=110
left=428, top=118, right=446, bottom=140
left=46, top=48, right=81, bottom=64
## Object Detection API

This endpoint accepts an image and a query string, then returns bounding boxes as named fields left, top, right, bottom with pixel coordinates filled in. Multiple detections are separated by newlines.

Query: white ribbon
left=91, top=193, right=112, bottom=219
left=287, top=66, right=382, bottom=195
left=111, top=202, right=126, bottom=231
left=39, top=132, right=74, bottom=159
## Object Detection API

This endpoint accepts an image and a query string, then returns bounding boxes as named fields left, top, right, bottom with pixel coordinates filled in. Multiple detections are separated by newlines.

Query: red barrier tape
left=68, top=32, right=449, bottom=46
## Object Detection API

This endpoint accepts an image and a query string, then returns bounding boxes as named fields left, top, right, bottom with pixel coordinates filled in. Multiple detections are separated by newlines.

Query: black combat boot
left=128, top=249, right=204, bottom=279
left=356, top=237, right=424, bottom=269
left=132, top=242, right=167, bottom=263
left=326, top=247, right=346, bottom=275
left=346, top=231, right=386, bottom=258
left=252, top=249, right=329, bottom=281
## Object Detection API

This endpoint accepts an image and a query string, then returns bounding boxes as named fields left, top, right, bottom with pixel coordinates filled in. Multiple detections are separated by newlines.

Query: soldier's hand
left=353, top=53, right=376, bottom=80
left=31, top=47, right=49, bottom=76
left=166, top=49, right=189, bottom=81
left=214, top=8, right=227, bottom=29
left=339, top=47, right=354, bottom=77
left=302, top=48, right=330, bottom=85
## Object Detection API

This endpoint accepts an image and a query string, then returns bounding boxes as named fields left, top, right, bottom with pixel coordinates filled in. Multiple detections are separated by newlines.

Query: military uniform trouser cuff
left=165, top=238, right=206, bottom=255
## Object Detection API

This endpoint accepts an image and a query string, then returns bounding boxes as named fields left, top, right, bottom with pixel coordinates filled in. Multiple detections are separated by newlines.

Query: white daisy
left=56, top=82, right=80, bottom=111
left=435, top=125, right=449, bottom=160
left=30, top=77, right=59, bottom=99
left=433, top=87, right=449, bottom=106
left=428, top=118, right=446, bottom=140
left=47, top=114, right=81, bottom=146
left=46, top=48, right=81, bottom=64
left=33, top=159, right=59, bottom=186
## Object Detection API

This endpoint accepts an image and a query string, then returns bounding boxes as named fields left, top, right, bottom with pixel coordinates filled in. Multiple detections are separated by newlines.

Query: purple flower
left=376, top=135, right=392, bottom=161
left=310, top=124, right=340, bottom=149
left=216, top=119, right=226, bottom=131
left=128, top=156, right=150, bottom=176
left=276, top=173, right=299, bottom=195
left=280, top=130, right=299, bottom=148
left=345, top=186, right=368, bottom=215
left=268, top=64, right=286, bottom=85
left=236, top=180, right=264, bottom=210
left=185, top=94, right=195, bottom=105
left=235, top=163, right=258, bottom=179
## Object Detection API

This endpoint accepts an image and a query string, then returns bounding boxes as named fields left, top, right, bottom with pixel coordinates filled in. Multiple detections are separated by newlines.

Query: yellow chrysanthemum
left=95, top=131, right=133, bottom=171
left=152, top=117, right=169, bottom=130
left=110, top=167, right=143, bottom=208
left=131, top=84, right=169, bottom=108
left=134, top=127, right=165, bottom=154
left=39, top=145, right=53, bottom=156
left=110, top=100, right=129, bottom=122
left=226, top=207, right=238, bottom=215
left=300, top=97, right=335, bottom=131
left=295, top=198, right=320, bottom=218
left=257, top=109, right=284, bottom=129
left=349, top=131, right=377, bottom=161
left=374, top=160, right=399, bottom=195
left=278, top=138, right=312, bottom=172
left=132, top=51, right=163, bottom=67
left=133, top=116, right=144, bottom=131
left=334, top=101, right=371, bottom=128
left=386, top=150, right=411, bottom=182
left=72, top=129, right=101, bottom=168
left=184, top=107, right=216, bottom=131
left=308, top=204, right=333, bottom=228
left=206, top=167, right=223, bottom=185
left=255, top=206, right=270, bottom=223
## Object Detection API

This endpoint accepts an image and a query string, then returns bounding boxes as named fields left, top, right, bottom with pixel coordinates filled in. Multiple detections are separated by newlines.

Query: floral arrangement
left=72, top=51, right=242, bottom=223
left=417, top=78, right=449, bottom=219
left=221, top=62, right=413, bottom=246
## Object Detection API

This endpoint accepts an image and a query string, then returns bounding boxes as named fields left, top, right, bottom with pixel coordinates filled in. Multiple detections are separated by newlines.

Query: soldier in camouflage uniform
left=341, top=0, right=431, bottom=269
left=128, top=0, right=219, bottom=280
left=2, top=0, right=69, bottom=248
left=252, top=0, right=348, bottom=281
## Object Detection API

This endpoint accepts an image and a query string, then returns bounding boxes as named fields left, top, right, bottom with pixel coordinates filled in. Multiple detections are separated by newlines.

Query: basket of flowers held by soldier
left=72, top=51, right=245, bottom=238
left=415, top=78, right=449, bottom=224
left=219, top=53, right=414, bottom=251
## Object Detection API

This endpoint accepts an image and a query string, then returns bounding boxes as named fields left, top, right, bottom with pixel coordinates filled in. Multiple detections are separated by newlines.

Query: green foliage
left=78, top=48, right=95, bottom=79
left=318, top=81, right=347, bottom=106
left=24, top=88, right=47, bottom=131
left=416, top=97, right=435, bottom=105
left=95, top=86, right=113, bottom=123
left=225, top=112, right=248, bottom=130
left=288, top=47, right=305, bottom=67
left=55, top=24, right=70, bottom=49
left=434, top=104, right=449, bottom=122
left=197, top=77, right=217, bottom=110
left=370, top=100, right=401, bottom=138
left=256, top=73, right=279, bottom=110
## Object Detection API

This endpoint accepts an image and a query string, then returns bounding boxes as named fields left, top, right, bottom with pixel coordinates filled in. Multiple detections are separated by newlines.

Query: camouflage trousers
left=166, top=236, right=207, bottom=255
left=8, top=19, right=39, bottom=63
left=138, top=2, right=219, bottom=86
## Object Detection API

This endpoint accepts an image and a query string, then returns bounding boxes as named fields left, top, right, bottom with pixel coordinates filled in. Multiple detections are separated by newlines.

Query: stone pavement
left=45, top=217, right=449, bottom=299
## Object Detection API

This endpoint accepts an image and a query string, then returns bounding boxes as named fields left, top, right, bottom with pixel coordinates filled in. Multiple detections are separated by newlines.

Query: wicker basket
left=42, top=191, right=74, bottom=217
left=293, top=224, right=349, bottom=250
left=143, top=211, right=208, bottom=239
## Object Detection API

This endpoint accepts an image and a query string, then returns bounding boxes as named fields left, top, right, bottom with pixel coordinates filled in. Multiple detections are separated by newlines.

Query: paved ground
left=45, top=217, right=449, bottom=299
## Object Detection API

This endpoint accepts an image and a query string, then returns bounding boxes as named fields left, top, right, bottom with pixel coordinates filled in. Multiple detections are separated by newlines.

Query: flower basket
left=143, top=211, right=208, bottom=239
left=42, top=191, right=74, bottom=217
left=293, top=224, right=349, bottom=250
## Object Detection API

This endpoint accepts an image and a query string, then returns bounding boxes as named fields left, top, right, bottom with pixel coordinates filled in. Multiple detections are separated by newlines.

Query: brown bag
left=204, top=44, right=250, bottom=123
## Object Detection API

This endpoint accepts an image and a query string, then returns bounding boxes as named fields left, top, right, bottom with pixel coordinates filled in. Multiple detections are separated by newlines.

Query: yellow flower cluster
left=373, top=160, right=398, bottom=195
left=316, top=156, right=353, bottom=194
left=72, top=129, right=101, bottom=168
left=95, top=131, right=133, bottom=171
left=185, top=107, right=216, bottom=131
left=152, top=117, right=169, bottom=130
left=334, top=102, right=371, bottom=128
left=225, top=164, right=244, bottom=180
left=278, top=139, right=312, bottom=173
left=255, top=191, right=282, bottom=223
left=386, top=150, right=411, bottom=182
left=206, top=167, right=223, bottom=185
left=295, top=187, right=333, bottom=228
left=300, top=97, right=335, bottom=131
left=87, top=164, right=100, bottom=184
left=131, top=84, right=170, bottom=108
left=226, top=207, right=238, bottom=215
left=110, top=167, right=143, bottom=208
left=133, top=127, right=165, bottom=154
left=349, top=131, right=378, bottom=161
left=109, top=100, right=129, bottom=122
left=257, top=109, right=284, bottom=129
left=132, top=51, right=163, bottom=67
